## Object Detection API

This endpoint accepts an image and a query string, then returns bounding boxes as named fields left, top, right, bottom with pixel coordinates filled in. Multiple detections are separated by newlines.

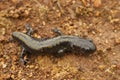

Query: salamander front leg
left=52, top=28, right=64, bottom=36
left=25, top=23, right=33, bottom=36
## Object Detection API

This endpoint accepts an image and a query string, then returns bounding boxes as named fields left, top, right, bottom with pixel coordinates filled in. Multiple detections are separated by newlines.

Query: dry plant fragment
left=82, top=0, right=87, bottom=6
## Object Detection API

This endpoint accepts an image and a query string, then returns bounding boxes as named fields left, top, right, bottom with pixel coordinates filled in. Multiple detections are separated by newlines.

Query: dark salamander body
left=12, top=32, right=96, bottom=53
left=12, top=30, right=96, bottom=64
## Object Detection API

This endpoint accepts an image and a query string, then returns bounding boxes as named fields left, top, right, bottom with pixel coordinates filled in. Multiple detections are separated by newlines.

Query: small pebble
left=114, top=38, right=120, bottom=45
left=2, top=63, right=7, bottom=68
left=29, top=65, right=35, bottom=69
left=98, top=65, right=106, bottom=70
left=93, top=0, right=101, bottom=8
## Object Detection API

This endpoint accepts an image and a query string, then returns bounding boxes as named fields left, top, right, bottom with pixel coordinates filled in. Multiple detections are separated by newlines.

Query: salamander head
left=72, top=37, right=96, bottom=54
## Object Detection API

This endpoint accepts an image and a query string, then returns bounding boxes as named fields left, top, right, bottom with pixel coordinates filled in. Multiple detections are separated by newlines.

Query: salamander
left=12, top=24, right=96, bottom=65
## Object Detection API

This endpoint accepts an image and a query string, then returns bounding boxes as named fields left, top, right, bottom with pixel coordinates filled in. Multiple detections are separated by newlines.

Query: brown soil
left=0, top=0, right=120, bottom=80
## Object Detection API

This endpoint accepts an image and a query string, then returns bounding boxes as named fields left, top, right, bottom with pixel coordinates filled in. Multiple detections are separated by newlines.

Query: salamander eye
left=87, top=39, right=93, bottom=42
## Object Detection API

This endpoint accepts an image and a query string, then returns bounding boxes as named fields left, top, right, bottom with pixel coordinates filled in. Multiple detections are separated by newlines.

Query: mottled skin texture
left=12, top=32, right=96, bottom=52
left=12, top=25, right=96, bottom=65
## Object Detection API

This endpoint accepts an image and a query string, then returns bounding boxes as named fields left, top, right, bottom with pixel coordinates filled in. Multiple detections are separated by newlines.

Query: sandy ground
left=0, top=0, right=120, bottom=80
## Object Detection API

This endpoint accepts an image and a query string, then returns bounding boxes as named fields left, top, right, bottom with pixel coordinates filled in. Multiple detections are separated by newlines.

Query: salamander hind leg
left=25, top=23, right=33, bottom=36
left=19, top=47, right=29, bottom=65
left=55, top=48, right=67, bottom=57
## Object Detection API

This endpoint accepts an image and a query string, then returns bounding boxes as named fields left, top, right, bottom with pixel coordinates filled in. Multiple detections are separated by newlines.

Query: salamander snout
left=82, top=40, right=97, bottom=54
left=74, top=38, right=97, bottom=54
